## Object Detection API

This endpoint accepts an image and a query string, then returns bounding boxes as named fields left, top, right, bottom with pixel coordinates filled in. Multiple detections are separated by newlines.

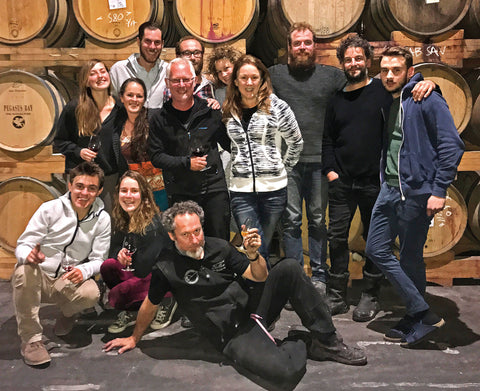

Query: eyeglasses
left=180, top=50, right=203, bottom=58
left=167, top=77, right=195, bottom=86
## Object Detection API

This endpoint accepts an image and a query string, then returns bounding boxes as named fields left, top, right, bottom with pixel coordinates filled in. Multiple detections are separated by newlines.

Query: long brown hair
left=112, top=171, right=159, bottom=234
left=119, top=78, right=149, bottom=162
left=222, top=54, right=272, bottom=121
left=76, top=59, right=111, bottom=137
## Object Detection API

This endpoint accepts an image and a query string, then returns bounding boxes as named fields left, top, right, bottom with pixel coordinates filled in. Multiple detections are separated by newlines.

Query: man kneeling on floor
left=104, top=200, right=366, bottom=387
left=13, top=162, right=111, bottom=366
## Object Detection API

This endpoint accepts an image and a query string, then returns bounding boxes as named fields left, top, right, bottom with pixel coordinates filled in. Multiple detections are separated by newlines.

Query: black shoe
left=326, top=295, right=349, bottom=316
left=180, top=315, right=193, bottom=328
left=384, top=314, right=415, bottom=342
left=352, top=293, right=380, bottom=322
left=309, top=333, right=367, bottom=366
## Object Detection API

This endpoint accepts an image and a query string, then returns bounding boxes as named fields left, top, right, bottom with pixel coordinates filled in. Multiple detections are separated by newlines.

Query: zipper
left=54, top=217, right=81, bottom=278
left=242, top=118, right=256, bottom=193
left=397, top=92, right=406, bottom=201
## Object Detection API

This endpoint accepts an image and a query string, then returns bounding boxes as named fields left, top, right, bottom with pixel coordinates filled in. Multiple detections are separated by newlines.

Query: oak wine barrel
left=0, top=0, right=83, bottom=47
left=461, top=69, right=480, bottom=146
left=0, top=70, right=76, bottom=152
left=173, top=0, right=259, bottom=45
left=368, top=0, right=471, bottom=40
left=459, top=0, right=480, bottom=38
left=72, top=0, right=164, bottom=45
left=413, top=63, right=472, bottom=134
left=0, top=177, right=62, bottom=253
left=266, top=0, right=365, bottom=49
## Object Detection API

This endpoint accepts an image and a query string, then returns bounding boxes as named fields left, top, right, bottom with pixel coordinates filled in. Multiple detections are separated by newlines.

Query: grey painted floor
left=1, top=279, right=479, bottom=391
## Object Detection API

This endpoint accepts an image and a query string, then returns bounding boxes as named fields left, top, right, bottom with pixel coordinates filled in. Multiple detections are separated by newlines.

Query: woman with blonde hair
left=54, top=59, right=127, bottom=212
left=223, top=55, right=303, bottom=262
left=101, top=170, right=174, bottom=333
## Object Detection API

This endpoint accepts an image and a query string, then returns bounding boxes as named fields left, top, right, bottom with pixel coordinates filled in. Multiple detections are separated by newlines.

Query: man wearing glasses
left=148, top=58, right=231, bottom=243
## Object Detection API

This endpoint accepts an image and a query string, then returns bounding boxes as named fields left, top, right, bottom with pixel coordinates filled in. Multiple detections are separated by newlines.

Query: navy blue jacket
left=381, top=73, right=464, bottom=199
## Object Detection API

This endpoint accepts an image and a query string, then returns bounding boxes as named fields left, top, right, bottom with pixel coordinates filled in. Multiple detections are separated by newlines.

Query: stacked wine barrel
left=1, top=0, right=480, bottom=281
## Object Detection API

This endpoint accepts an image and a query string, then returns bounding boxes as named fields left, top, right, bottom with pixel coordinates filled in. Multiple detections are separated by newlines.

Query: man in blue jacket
left=365, top=47, right=464, bottom=346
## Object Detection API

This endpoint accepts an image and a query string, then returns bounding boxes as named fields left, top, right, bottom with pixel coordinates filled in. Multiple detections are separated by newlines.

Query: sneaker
left=180, top=315, right=193, bottom=328
left=150, top=297, right=178, bottom=330
left=352, top=292, right=380, bottom=322
left=309, top=333, right=367, bottom=366
left=401, top=311, right=445, bottom=346
left=384, top=315, right=416, bottom=342
left=108, top=310, right=137, bottom=334
left=54, top=313, right=78, bottom=336
left=21, top=341, right=51, bottom=366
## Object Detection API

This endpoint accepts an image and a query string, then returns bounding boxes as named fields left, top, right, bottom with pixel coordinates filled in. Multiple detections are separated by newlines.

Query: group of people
left=11, top=19, right=464, bottom=388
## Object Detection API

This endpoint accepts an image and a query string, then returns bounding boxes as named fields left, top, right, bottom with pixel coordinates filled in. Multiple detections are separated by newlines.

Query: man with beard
left=110, top=22, right=167, bottom=109
left=365, top=47, right=463, bottom=346
left=322, top=36, right=435, bottom=321
left=269, top=22, right=346, bottom=293
left=104, top=201, right=366, bottom=389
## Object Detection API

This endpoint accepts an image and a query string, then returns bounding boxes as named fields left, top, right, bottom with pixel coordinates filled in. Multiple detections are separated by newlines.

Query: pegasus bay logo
left=184, top=269, right=199, bottom=285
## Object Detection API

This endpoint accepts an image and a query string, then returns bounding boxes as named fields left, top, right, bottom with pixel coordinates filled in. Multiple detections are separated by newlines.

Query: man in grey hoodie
left=110, top=21, right=167, bottom=109
left=12, top=162, right=111, bottom=366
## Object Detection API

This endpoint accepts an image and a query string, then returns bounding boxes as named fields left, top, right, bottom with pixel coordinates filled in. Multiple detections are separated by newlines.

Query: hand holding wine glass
left=122, top=234, right=137, bottom=271
left=240, top=218, right=254, bottom=250
left=86, top=134, right=102, bottom=162
left=189, top=143, right=210, bottom=171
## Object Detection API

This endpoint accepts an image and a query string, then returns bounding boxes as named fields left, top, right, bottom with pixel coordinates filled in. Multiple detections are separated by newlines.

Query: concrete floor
left=1, top=279, right=479, bottom=391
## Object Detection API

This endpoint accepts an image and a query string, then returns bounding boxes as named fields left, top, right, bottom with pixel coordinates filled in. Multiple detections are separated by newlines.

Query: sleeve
left=133, top=217, right=172, bottom=278
left=424, top=94, right=465, bottom=198
left=148, top=266, right=172, bottom=305
left=76, top=212, right=111, bottom=280
left=14, top=203, right=51, bottom=265
left=322, top=98, right=338, bottom=175
left=275, top=97, right=303, bottom=171
left=148, top=109, right=191, bottom=170
left=225, top=243, right=250, bottom=276
left=53, top=101, right=83, bottom=163
left=108, top=229, right=124, bottom=259
left=214, top=112, right=231, bottom=153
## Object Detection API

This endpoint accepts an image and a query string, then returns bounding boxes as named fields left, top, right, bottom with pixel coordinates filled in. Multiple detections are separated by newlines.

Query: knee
left=80, top=280, right=100, bottom=306
left=273, top=258, right=303, bottom=276
left=100, top=258, right=120, bottom=275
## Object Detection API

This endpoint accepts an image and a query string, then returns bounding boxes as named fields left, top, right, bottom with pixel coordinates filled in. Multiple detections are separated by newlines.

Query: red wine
left=63, top=265, right=73, bottom=272
left=89, top=145, right=100, bottom=153
left=191, top=147, right=206, bottom=157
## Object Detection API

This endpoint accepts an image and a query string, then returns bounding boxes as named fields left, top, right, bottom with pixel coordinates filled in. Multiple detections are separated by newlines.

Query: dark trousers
left=170, top=191, right=230, bottom=241
left=223, top=258, right=335, bottom=387
left=328, top=176, right=382, bottom=275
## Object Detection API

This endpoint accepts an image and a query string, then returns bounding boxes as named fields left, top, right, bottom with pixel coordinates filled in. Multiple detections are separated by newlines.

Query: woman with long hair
left=223, top=55, right=303, bottom=262
left=54, top=59, right=127, bottom=212
left=100, top=171, right=174, bottom=333
left=117, top=77, right=168, bottom=210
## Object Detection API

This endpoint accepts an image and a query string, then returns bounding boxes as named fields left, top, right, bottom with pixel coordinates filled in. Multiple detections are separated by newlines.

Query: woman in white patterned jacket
left=222, top=54, right=303, bottom=263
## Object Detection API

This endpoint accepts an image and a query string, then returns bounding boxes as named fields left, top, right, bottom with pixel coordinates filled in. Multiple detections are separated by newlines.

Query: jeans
left=328, top=175, right=382, bottom=276
left=230, top=187, right=287, bottom=261
left=365, top=183, right=432, bottom=315
left=282, top=163, right=328, bottom=282
left=223, top=259, right=335, bottom=387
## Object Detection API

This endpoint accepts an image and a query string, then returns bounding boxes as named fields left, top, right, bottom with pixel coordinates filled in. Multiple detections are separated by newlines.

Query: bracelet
left=248, top=251, right=259, bottom=262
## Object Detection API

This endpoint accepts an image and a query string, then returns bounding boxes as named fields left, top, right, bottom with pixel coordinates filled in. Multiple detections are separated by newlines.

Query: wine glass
left=190, top=143, right=211, bottom=171
left=122, top=234, right=137, bottom=271
left=88, top=135, right=102, bottom=161
left=61, top=254, right=74, bottom=273
left=241, top=217, right=254, bottom=249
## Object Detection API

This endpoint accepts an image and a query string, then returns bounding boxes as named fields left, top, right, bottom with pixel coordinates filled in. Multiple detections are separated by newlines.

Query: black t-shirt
left=148, top=237, right=252, bottom=347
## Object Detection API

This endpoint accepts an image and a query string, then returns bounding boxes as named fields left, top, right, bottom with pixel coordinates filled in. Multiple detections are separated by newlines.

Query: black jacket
left=148, top=96, right=230, bottom=196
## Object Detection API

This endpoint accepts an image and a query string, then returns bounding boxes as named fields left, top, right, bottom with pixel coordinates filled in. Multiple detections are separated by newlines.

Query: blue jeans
left=230, top=188, right=287, bottom=261
left=282, top=163, right=328, bottom=282
left=365, top=183, right=432, bottom=315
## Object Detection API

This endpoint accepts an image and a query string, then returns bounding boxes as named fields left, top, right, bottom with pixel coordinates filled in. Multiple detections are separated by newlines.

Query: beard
left=344, top=66, right=368, bottom=84
left=140, top=47, right=160, bottom=64
left=288, top=51, right=315, bottom=70
left=192, top=59, right=203, bottom=76
left=175, top=241, right=205, bottom=260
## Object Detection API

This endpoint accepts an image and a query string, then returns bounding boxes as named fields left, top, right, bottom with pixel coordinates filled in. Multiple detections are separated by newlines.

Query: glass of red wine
left=190, top=143, right=210, bottom=171
left=61, top=255, right=74, bottom=273
left=88, top=135, right=102, bottom=161
left=122, top=234, right=137, bottom=271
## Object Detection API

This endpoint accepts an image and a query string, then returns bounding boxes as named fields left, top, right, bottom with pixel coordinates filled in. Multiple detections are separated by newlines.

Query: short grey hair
left=166, top=57, right=196, bottom=79
left=161, top=201, right=205, bottom=233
